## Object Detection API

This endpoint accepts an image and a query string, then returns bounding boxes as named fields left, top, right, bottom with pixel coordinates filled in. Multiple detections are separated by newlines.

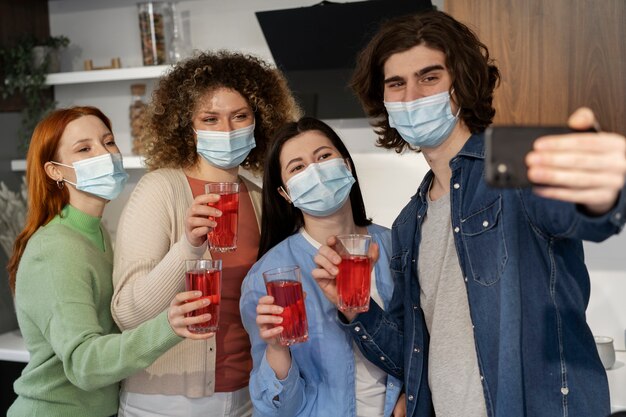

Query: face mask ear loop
left=50, top=160, right=73, bottom=169
left=449, top=88, right=461, bottom=118
left=344, top=158, right=353, bottom=173
left=278, top=186, right=293, bottom=204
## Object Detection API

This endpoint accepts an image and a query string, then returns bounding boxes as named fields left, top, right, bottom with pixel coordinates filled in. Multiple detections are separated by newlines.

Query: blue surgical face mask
left=51, top=153, right=129, bottom=201
left=283, top=158, right=356, bottom=217
left=384, top=90, right=460, bottom=148
left=196, top=124, right=256, bottom=169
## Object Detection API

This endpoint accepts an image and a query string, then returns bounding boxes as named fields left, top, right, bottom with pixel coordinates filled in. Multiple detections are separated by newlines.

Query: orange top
left=187, top=176, right=258, bottom=392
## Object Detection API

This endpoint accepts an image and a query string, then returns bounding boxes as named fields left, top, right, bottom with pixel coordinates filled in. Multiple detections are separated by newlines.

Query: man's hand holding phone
left=527, top=108, right=626, bottom=215
left=486, top=107, right=626, bottom=215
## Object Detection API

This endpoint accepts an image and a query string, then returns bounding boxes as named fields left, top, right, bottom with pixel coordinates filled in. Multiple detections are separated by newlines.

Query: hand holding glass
left=205, top=182, right=239, bottom=252
left=185, top=259, right=222, bottom=333
left=263, top=266, right=309, bottom=346
left=336, top=234, right=372, bottom=313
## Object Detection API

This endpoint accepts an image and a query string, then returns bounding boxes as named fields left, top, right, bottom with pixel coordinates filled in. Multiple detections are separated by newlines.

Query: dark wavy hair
left=258, top=117, right=372, bottom=259
left=141, top=50, right=302, bottom=173
left=351, top=10, right=500, bottom=153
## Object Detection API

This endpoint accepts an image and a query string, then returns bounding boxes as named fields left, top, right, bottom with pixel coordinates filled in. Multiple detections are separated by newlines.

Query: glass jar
left=137, top=2, right=171, bottom=65
left=129, top=84, right=147, bottom=155
left=137, top=2, right=191, bottom=65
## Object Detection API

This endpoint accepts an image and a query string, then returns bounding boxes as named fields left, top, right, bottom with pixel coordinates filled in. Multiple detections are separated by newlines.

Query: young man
left=313, top=10, right=626, bottom=417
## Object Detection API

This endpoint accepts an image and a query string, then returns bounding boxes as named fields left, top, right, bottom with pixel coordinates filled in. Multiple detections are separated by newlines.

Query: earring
left=56, top=180, right=64, bottom=189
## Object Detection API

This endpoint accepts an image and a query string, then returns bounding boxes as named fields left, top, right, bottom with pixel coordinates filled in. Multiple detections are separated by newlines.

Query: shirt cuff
left=258, top=349, right=300, bottom=407
left=179, top=233, right=208, bottom=259
left=335, top=298, right=385, bottom=337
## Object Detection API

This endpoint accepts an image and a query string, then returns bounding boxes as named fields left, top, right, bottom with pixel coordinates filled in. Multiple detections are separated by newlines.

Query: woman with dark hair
left=6, top=106, right=212, bottom=417
left=111, top=50, right=301, bottom=416
left=240, top=117, right=404, bottom=417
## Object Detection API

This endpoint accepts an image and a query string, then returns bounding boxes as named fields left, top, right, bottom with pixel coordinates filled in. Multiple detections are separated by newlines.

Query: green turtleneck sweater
left=9, top=205, right=182, bottom=417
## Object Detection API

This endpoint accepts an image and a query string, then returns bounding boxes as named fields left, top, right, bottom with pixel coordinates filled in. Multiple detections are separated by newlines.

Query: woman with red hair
left=7, top=106, right=213, bottom=417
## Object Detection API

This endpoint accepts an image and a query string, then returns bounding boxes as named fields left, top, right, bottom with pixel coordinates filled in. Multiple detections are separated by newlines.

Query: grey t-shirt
left=418, top=191, right=487, bottom=417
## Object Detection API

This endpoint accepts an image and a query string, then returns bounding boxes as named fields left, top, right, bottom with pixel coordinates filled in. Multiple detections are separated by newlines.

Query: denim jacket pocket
left=460, top=196, right=508, bottom=286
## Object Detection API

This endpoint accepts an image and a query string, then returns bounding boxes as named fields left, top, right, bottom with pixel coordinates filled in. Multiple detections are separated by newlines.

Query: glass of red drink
left=185, top=259, right=222, bottom=333
left=336, top=234, right=372, bottom=313
left=262, top=266, right=309, bottom=346
left=205, top=182, right=240, bottom=252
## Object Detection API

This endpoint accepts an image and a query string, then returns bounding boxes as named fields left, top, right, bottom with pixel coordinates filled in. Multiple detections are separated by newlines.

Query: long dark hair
left=351, top=10, right=500, bottom=153
left=258, top=117, right=372, bottom=259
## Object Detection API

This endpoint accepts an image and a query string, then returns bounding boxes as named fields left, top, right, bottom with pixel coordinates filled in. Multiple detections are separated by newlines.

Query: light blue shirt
left=240, top=224, right=402, bottom=417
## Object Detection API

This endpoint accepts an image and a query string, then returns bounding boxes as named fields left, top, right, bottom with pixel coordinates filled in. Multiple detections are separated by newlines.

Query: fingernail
left=527, top=153, right=540, bottom=164
left=194, top=291, right=203, bottom=297
left=332, top=267, right=339, bottom=274
left=202, top=298, right=210, bottom=305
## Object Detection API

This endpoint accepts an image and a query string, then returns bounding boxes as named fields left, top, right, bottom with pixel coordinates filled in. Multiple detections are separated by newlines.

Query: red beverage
left=185, top=268, right=221, bottom=333
left=337, top=255, right=371, bottom=313
left=208, top=191, right=239, bottom=252
left=266, top=280, right=308, bottom=346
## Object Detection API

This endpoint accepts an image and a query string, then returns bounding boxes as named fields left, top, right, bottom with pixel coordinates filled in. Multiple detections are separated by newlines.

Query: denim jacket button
left=389, top=382, right=394, bottom=388
left=361, top=335, right=367, bottom=340
left=413, top=305, right=418, bottom=310
left=380, top=356, right=386, bottom=361
left=482, top=220, right=489, bottom=227
left=408, top=395, right=414, bottom=401
left=453, top=183, right=460, bottom=189
left=354, top=326, right=361, bottom=332
left=454, top=226, right=460, bottom=233
left=561, top=387, right=569, bottom=395
left=414, top=347, right=420, bottom=353
left=615, top=212, right=622, bottom=220
left=464, top=276, right=468, bottom=282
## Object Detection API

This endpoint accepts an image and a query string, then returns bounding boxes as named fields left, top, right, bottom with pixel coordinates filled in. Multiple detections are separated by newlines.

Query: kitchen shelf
left=10, top=155, right=145, bottom=172
left=45, top=65, right=171, bottom=86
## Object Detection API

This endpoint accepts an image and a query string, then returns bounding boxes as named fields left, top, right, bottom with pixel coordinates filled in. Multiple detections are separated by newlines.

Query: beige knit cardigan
left=111, top=168, right=262, bottom=397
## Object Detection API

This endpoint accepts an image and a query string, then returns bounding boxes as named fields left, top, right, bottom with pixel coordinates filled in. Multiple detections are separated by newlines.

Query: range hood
left=256, top=0, right=434, bottom=119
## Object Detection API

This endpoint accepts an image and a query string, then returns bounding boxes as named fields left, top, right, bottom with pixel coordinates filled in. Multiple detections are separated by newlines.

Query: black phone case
left=484, top=126, right=573, bottom=188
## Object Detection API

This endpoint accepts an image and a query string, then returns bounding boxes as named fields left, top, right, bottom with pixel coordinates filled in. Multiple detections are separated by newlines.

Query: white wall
left=47, top=0, right=625, bottom=350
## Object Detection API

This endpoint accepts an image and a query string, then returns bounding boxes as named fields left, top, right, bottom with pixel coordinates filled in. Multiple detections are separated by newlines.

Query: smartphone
left=484, top=126, right=584, bottom=188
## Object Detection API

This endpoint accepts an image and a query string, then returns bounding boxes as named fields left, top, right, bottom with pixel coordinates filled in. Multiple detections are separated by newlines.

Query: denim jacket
left=240, top=224, right=402, bottom=417
left=341, top=132, right=626, bottom=417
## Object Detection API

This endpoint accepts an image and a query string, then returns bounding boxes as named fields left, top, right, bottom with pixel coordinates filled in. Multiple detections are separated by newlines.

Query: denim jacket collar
left=412, top=132, right=485, bottom=208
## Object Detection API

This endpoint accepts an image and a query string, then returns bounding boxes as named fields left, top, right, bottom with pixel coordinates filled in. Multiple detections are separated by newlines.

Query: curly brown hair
left=141, top=50, right=302, bottom=172
left=351, top=10, right=500, bottom=153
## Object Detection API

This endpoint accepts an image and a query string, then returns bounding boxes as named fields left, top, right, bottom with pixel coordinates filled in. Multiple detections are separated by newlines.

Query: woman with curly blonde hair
left=111, top=50, right=301, bottom=417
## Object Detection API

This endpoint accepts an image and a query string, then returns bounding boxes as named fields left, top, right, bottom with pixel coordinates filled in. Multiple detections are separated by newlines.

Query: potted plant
left=0, top=35, right=70, bottom=153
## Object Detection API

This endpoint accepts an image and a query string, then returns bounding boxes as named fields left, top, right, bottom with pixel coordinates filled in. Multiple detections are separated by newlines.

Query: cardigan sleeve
left=111, top=169, right=207, bottom=330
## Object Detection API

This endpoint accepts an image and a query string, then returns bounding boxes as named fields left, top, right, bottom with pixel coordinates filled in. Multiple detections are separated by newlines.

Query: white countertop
left=0, top=330, right=623, bottom=410
left=0, top=330, right=29, bottom=363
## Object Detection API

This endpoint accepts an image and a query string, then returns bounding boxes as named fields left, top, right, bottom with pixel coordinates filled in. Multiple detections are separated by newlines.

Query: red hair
left=7, top=106, right=112, bottom=293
